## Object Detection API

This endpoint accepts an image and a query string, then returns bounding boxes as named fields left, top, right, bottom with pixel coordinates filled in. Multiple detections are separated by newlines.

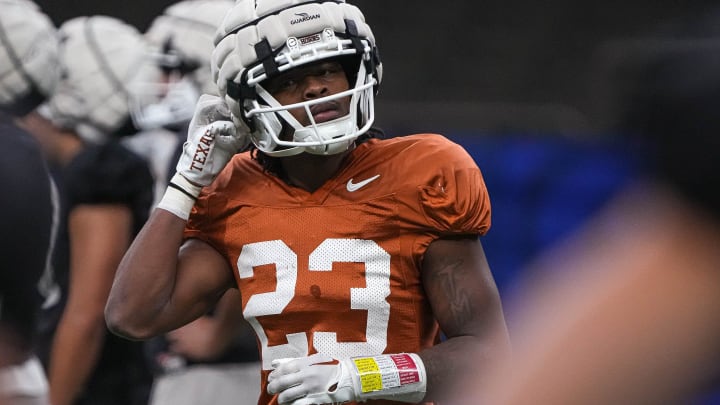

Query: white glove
left=267, top=353, right=427, bottom=405
left=267, top=353, right=356, bottom=405
left=175, top=93, right=249, bottom=189
left=157, top=94, right=249, bottom=220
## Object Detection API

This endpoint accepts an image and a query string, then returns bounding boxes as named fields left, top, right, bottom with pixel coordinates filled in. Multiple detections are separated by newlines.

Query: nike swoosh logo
left=346, top=174, right=381, bottom=192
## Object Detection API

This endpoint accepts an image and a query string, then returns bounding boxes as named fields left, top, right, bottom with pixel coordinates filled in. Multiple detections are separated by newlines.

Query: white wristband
left=156, top=173, right=202, bottom=220
left=344, top=353, right=427, bottom=403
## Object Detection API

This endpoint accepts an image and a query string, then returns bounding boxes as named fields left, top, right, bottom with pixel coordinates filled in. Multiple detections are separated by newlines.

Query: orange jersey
left=185, top=134, right=491, bottom=405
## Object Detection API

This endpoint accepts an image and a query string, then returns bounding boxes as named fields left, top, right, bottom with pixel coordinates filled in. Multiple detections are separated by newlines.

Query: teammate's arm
left=418, top=235, right=511, bottom=402
left=165, top=288, right=248, bottom=361
left=49, top=204, right=133, bottom=405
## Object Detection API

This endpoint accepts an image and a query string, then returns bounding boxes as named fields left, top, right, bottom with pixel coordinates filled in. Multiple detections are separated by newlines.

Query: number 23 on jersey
left=238, top=238, right=392, bottom=370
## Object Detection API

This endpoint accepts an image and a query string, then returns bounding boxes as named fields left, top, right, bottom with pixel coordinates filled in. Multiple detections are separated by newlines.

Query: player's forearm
left=49, top=312, right=106, bottom=405
left=419, top=332, right=511, bottom=402
left=105, top=208, right=187, bottom=339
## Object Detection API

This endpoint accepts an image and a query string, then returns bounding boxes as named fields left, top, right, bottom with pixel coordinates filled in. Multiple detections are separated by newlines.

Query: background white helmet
left=0, top=0, right=59, bottom=116
left=212, top=0, right=382, bottom=156
left=48, top=15, right=162, bottom=143
left=132, top=0, right=235, bottom=131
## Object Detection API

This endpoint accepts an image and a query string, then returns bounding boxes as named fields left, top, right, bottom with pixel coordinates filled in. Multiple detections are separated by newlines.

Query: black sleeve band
left=168, top=181, right=198, bottom=201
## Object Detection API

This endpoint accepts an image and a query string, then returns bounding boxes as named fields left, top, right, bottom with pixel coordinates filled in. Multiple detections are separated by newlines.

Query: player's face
left=262, top=60, right=351, bottom=127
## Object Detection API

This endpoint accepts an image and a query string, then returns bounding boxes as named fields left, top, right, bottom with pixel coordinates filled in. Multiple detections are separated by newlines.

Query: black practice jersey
left=37, top=139, right=155, bottom=405
left=0, top=113, right=55, bottom=351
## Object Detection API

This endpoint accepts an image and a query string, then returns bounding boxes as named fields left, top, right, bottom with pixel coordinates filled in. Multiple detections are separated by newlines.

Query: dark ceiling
left=34, top=0, right=720, bottom=133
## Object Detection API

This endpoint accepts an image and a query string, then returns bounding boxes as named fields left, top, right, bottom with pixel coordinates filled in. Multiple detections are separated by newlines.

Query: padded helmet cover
left=0, top=0, right=59, bottom=115
left=49, top=16, right=162, bottom=143
left=212, top=0, right=382, bottom=156
left=145, top=0, right=235, bottom=95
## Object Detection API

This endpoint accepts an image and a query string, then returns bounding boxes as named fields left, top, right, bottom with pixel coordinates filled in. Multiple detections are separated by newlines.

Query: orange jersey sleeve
left=184, top=134, right=491, bottom=405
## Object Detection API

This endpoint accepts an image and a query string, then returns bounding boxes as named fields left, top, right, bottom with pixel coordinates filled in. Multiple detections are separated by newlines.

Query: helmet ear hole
left=336, top=54, right=361, bottom=88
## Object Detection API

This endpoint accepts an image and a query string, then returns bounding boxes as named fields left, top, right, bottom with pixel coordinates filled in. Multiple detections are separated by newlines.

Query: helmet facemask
left=129, top=49, right=202, bottom=131
left=244, top=34, right=377, bottom=156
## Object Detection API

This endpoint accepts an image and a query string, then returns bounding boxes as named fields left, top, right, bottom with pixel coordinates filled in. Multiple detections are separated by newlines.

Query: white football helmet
left=212, top=0, right=382, bottom=157
left=131, top=0, right=234, bottom=131
left=48, top=16, right=163, bottom=143
left=0, top=0, right=59, bottom=116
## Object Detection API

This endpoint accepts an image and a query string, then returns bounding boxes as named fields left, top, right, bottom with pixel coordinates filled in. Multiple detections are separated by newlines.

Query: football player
left=0, top=1, right=59, bottom=403
left=126, top=0, right=236, bottom=208
left=106, top=1, right=511, bottom=404
left=131, top=0, right=236, bottom=132
left=25, top=15, right=157, bottom=405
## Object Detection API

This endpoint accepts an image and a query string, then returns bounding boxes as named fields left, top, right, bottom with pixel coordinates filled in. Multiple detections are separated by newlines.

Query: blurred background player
left=125, top=2, right=262, bottom=404
left=127, top=0, right=236, bottom=207
left=0, top=1, right=59, bottom=404
left=453, top=24, right=720, bottom=405
left=106, top=0, right=511, bottom=404
left=0, top=0, right=59, bottom=117
left=19, top=15, right=158, bottom=405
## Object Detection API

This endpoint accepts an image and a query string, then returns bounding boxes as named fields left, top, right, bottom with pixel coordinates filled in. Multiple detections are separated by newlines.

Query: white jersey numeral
left=237, top=238, right=391, bottom=370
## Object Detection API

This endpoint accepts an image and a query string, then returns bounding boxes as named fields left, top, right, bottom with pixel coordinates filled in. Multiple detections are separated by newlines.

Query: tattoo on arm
left=426, top=256, right=475, bottom=331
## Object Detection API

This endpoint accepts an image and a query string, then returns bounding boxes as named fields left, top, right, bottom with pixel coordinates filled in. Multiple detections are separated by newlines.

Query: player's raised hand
left=176, top=93, right=250, bottom=189
left=158, top=94, right=250, bottom=220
